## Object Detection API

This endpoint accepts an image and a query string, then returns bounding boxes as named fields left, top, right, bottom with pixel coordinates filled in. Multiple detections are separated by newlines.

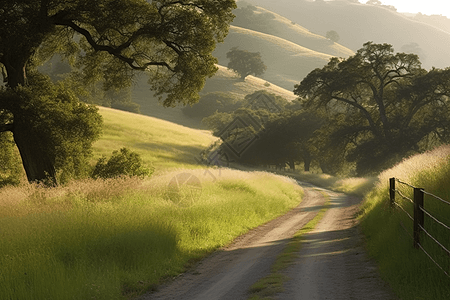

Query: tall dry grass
left=361, top=145, right=450, bottom=300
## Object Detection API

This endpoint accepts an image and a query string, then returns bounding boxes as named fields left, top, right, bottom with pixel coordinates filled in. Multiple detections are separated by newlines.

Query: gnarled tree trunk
left=12, top=117, right=56, bottom=184
left=2, top=59, right=57, bottom=184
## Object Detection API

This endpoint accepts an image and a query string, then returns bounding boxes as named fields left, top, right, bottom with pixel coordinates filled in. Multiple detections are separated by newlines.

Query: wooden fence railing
left=389, top=177, right=450, bottom=278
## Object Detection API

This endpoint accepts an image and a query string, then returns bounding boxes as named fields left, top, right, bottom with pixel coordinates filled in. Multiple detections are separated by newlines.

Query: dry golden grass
left=361, top=145, right=450, bottom=300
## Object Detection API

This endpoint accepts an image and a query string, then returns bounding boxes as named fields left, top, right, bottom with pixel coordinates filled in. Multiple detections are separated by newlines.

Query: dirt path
left=277, top=189, right=396, bottom=300
left=139, top=184, right=395, bottom=300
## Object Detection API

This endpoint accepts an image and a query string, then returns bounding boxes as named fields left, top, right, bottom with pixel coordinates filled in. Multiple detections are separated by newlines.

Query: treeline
left=188, top=42, right=450, bottom=176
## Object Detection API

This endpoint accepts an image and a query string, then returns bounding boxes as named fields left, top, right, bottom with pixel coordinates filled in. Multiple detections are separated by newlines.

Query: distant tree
left=401, top=42, right=427, bottom=62
left=325, top=30, right=340, bottom=43
left=295, top=42, right=450, bottom=175
left=227, top=47, right=267, bottom=80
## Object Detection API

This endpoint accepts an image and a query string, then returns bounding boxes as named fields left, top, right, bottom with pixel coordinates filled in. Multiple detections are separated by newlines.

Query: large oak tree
left=0, top=0, right=236, bottom=183
left=294, top=42, right=450, bottom=174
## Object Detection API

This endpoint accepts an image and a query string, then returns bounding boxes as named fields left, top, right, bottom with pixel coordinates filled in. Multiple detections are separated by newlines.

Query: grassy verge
left=0, top=168, right=302, bottom=300
left=236, top=164, right=376, bottom=197
left=360, top=145, right=450, bottom=300
left=247, top=192, right=330, bottom=299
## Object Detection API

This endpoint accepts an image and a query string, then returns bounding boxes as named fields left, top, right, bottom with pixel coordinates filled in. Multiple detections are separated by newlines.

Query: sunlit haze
left=362, top=0, right=450, bottom=18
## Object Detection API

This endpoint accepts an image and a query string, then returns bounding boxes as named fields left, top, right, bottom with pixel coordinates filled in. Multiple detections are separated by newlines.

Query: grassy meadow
left=0, top=107, right=304, bottom=300
left=92, top=106, right=217, bottom=172
left=0, top=169, right=303, bottom=300
left=360, top=145, right=450, bottom=300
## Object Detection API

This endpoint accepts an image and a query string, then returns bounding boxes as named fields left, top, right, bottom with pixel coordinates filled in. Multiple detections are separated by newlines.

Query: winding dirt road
left=139, top=183, right=396, bottom=300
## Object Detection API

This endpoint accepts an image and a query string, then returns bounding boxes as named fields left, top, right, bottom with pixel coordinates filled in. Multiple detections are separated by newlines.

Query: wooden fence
left=389, top=177, right=450, bottom=278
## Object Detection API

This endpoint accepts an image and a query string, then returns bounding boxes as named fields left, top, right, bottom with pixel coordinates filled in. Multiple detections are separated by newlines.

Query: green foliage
left=243, top=90, right=289, bottom=111
left=227, top=47, right=267, bottom=80
left=239, top=110, right=323, bottom=171
left=202, top=90, right=320, bottom=171
left=0, top=170, right=301, bottom=299
left=0, top=0, right=236, bottom=183
left=0, top=133, right=23, bottom=187
left=92, top=148, right=153, bottom=179
left=295, top=42, right=450, bottom=175
left=361, top=145, right=450, bottom=300
left=232, top=3, right=276, bottom=34
left=182, top=92, right=239, bottom=119
left=0, top=73, right=103, bottom=183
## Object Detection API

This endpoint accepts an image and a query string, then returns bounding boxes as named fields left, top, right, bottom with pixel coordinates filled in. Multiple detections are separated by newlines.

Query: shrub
left=92, top=148, right=153, bottom=179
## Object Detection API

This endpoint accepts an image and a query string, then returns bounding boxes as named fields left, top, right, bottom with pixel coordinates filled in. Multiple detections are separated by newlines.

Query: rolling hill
left=131, top=65, right=297, bottom=129
left=131, top=3, right=356, bottom=127
left=231, top=4, right=354, bottom=58
left=92, top=106, right=217, bottom=172
left=246, top=0, right=450, bottom=70
left=213, top=25, right=333, bottom=90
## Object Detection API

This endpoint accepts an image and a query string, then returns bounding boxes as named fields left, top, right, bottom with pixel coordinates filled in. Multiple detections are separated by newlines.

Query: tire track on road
left=140, top=184, right=327, bottom=300
left=275, top=190, right=397, bottom=300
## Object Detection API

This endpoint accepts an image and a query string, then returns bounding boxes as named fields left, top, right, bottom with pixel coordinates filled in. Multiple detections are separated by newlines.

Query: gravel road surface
left=139, top=183, right=396, bottom=300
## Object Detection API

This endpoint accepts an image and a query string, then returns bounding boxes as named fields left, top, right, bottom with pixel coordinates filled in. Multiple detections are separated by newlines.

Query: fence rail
left=389, top=178, right=450, bottom=278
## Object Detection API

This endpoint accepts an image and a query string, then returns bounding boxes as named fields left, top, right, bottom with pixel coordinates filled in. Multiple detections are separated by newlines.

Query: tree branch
left=332, top=95, right=379, bottom=135
left=52, top=18, right=175, bottom=72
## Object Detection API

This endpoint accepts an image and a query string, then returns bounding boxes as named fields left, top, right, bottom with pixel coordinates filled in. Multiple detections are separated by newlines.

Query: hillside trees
left=239, top=111, right=323, bottom=171
left=0, top=0, right=236, bottom=184
left=232, top=3, right=276, bottom=34
left=202, top=91, right=321, bottom=171
left=227, top=47, right=267, bottom=80
left=295, top=42, right=450, bottom=175
left=182, top=92, right=238, bottom=119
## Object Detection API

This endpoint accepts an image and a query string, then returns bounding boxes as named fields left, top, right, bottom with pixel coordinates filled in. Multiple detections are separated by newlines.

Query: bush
left=91, top=148, right=153, bottom=179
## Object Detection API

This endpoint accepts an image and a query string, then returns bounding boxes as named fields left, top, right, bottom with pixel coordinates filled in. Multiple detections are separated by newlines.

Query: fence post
left=389, top=178, right=395, bottom=208
left=413, top=187, right=424, bottom=249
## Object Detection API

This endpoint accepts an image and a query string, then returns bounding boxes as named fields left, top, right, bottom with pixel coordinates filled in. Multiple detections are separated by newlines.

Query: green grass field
left=0, top=170, right=303, bottom=300
left=92, top=106, right=217, bottom=172
left=360, top=145, right=450, bottom=300
left=0, top=108, right=304, bottom=300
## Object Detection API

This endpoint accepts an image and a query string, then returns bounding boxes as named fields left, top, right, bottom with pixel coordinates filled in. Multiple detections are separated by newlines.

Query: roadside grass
left=247, top=192, right=330, bottom=300
left=287, top=172, right=377, bottom=197
left=237, top=164, right=376, bottom=198
left=0, top=168, right=303, bottom=300
left=360, top=145, right=450, bottom=300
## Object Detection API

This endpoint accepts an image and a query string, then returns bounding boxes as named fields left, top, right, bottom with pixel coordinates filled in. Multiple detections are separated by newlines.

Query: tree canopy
left=226, top=47, right=267, bottom=80
left=294, top=42, right=450, bottom=175
left=0, top=0, right=237, bottom=183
